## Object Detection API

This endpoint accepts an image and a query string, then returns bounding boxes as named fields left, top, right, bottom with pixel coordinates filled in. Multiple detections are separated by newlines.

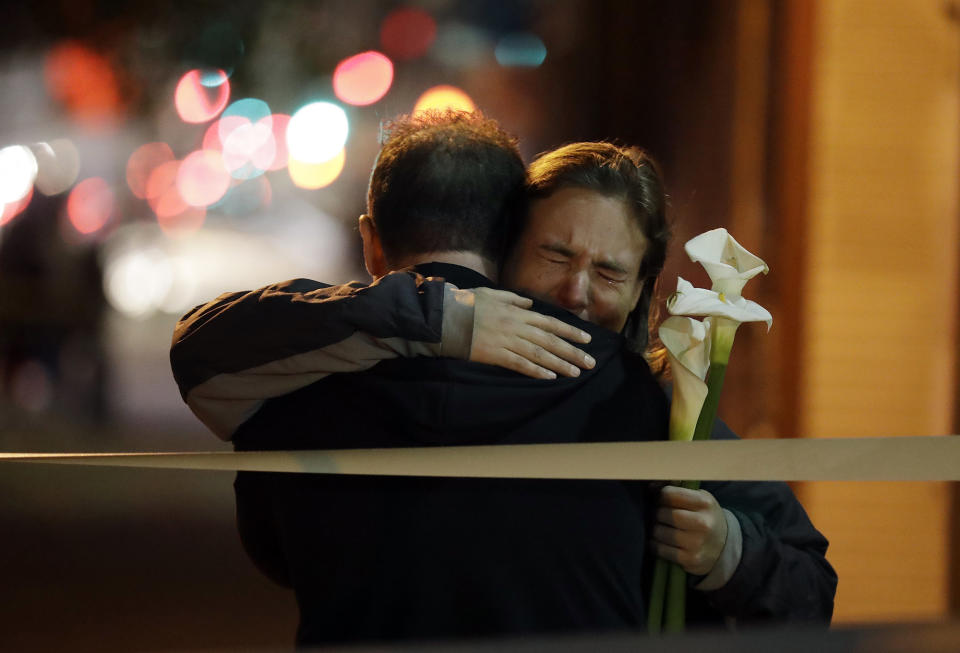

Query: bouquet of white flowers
left=647, top=228, right=772, bottom=633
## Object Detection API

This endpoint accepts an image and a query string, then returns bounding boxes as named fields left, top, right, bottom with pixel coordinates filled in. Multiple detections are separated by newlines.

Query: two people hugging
left=170, top=110, right=836, bottom=647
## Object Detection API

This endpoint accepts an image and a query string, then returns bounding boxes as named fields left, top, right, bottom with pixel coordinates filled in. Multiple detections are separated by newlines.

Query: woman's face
left=502, top=187, right=646, bottom=332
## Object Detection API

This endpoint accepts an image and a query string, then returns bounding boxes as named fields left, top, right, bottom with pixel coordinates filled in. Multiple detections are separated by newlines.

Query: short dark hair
left=367, top=110, right=527, bottom=263
left=524, top=142, right=671, bottom=367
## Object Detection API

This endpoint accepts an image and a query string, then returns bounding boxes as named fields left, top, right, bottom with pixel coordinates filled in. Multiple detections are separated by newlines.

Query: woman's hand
left=444, top=287, right=595, bottom=380
left=651, top=485, right=728, bottom=576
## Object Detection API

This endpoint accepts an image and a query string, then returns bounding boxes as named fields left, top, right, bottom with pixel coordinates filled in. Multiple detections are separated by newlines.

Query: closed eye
left=599, top=272, right=626, bottom=283
left=539, top=243, right=573, bottom=265
left=596, top=263, right=629, bottom=283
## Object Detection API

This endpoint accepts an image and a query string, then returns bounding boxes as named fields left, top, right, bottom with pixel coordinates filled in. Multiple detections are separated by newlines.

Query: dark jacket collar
left=409, top=262, right=494, bottom=290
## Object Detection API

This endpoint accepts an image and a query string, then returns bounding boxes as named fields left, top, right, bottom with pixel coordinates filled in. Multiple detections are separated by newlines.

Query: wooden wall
left=797, top=0, right=959, bottom=622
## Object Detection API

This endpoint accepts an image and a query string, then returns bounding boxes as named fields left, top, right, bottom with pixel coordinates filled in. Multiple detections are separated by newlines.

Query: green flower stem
left=664, top=561, right=687, bottom=632
left=692, top=316, right=738, bottom=444
left=663, top=317, right=740, bottom=632
left=648, top=412, right=700, bottom=634
left=690, top=361, right=727, bottom=445
left=647, top=556, right=668, bottom=633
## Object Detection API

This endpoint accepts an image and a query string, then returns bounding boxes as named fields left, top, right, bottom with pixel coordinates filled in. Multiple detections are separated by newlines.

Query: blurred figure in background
left=0, top=192, right=108, bottom=426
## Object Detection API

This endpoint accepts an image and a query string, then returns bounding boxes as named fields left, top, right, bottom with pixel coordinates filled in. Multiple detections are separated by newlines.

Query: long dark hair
left=524, top=142, right=671, bottom=372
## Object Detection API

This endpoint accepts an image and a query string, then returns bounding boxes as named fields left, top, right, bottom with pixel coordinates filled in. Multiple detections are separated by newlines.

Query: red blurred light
left=44, top=41, right=122, bottom=126
left=174, top=69, right=230, bottom=124
left=333, top=51, right=394, bottom=106
left=127, top=142, right=174, bottom=200
left=177, top=150, right=231, bottom=207
left=380, top=8, right=436, bottom=60
left=145, top=159, right=207, bottom=234
left=67, top=177, right=114, bottom=234
left=0, top=186, right=33, bottom=227
left=146, top=160, right=186, bottom=218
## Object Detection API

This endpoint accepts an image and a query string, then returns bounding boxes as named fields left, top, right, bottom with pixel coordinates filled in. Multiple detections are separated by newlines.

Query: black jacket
left=230, top=264, right=668, bottom=645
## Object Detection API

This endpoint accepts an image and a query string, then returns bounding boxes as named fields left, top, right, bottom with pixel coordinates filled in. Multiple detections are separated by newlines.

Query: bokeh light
left=1, top=186, right=33, bottom=227
left=127, top=142, right=175, bottom=199
left=205, top=113, right=289, bottom=174
left=221, top=98, right=272, bottom=134
left=0, top=145, right=39, bottom=204
left=432, top=23, right=491, bottom=68
left=146, top=160, right=186, bottom=218
left=156, top=254, right=199, bottom=315
left=174, top=69, right=230, bottom=123
left=413, top=85, right=476, bottom=114
left=262, top=114, right=291, bottom=171
left=67, top=177, right=114, bottom=235
left=203, top=115, right=246, bottom=151
left=380, top=7, right=437, bottom=60
left=333, top=51, right=394, bottom=106
left=286, top=102, right=349, bottom=164
left=495, top=33, right=547, bottom=67
left=222, top=119, right=274, bottom=179
left=176, top=150, right=231, bottom=207
left=157, top=206, right=206, bottom=237
left=104, top=247, right=173, bottom=318
left=211, top=99, right=275, bottom=178
left=144, top=159, right=208, bottom=234
left=44, top=41, right=122, bottom=125
left=288, top=148, right=346, bottom=189
left=33, top=139, right=80, bottom=196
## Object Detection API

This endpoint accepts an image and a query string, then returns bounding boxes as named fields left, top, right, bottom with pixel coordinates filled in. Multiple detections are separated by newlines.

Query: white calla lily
left=659, top=316, right=710, bottom=442
left=684, top=227, right=768, bottom=297
left=667, top=277, right=772, bottom=331
left=652, top=229, right=775, bottom=635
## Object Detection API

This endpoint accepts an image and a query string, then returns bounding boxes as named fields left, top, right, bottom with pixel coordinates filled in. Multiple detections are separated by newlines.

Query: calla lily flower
left=684, top=227, right=768, bottom=298
left=667, top=277, right=773, bottom=332
left=659, top=316, right=710, bottom=442
left=652, top=229, right=775, bottom=635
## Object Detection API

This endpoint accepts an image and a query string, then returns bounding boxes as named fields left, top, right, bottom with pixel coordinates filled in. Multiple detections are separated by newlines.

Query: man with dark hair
left=172, top=111, right=667, bottom=646
left=365, top=111, right=526, bottom=265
